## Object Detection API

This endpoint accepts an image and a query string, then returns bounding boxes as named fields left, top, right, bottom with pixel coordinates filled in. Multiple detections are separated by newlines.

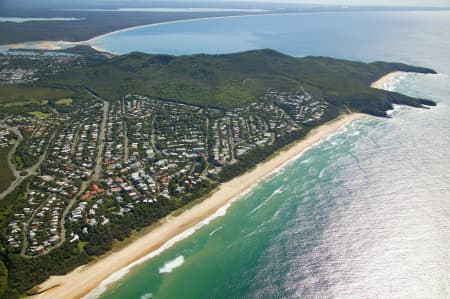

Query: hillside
left=41, top=48, right=436, bottom=116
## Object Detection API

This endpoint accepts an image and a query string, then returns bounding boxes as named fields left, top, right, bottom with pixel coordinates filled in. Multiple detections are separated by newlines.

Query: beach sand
left=83, top=12, right=289, bottom=44
left=3, top=12, right=302, bottom=54
left=371, top=71, right=405, bottom=90
left=29, top=112, right=369, bottom=299
left=4, top=14, right=272, bottom=56
left=7, top=41, right=78, bottom=51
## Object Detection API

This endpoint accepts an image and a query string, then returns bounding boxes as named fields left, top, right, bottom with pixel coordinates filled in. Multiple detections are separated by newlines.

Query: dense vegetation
left=42, top=48, right=436, bottom=115
left=0, top=147, right=14, bottom=194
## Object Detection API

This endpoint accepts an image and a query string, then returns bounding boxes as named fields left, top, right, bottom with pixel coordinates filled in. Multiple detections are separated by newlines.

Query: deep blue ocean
left=80, top=11, right=450, bottom=298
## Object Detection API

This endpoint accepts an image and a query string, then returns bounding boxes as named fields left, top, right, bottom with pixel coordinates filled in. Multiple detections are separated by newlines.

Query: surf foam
left=159, top=256, right=185, bottom=273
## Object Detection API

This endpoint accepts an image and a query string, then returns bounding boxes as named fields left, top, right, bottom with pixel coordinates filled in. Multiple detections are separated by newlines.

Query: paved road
left=21, top=97, right=110, bottom=257
left=93, top=100, right=109, bottom=181
left=0, top=125, right=55, bottom=200
left=50, top=99, right=110, bottom=255
left=226, top=117, right=237, bottom=164
left=2, top=124, right=23, bottom=178
left=122, top=101, right=129, bottom=161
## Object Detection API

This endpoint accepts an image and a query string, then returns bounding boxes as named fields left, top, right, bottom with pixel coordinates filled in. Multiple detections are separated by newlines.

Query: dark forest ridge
left=44, top=47, right=436, bottom=116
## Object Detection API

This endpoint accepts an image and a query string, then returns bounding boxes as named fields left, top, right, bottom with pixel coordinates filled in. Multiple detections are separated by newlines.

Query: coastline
left=4, top=11, right=307, bottom=54
left=4, top=13, right=276, bottom=53
left=29, top=112, right=369, bottom=299
left=371, top=71, right=406, bottom=89
left=83, top=14, right=269, bottom=44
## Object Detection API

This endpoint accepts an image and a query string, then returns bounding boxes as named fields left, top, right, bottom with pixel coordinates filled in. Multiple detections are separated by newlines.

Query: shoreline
left=4, top=12, right=281, bottom=53
left=83, top=13, right=271, bottom=44
left=370, top=71, right=406, bottom=89
left=4, top=11, right=324, bottom=54
left=29, top=112, right=369, bottom=299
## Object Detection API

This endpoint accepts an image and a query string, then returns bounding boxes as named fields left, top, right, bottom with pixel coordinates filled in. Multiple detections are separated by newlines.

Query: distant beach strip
left=2, top=12, right=293, bottom=53
left=53, top=8, right=268, bottom=13
left=0, top=17, right=84, bottom=23
left=371, top=71, right=407, bottom=90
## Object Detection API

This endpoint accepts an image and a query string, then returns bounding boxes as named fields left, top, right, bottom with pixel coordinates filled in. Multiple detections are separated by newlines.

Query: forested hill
left=44, top=48, right=436, bottom=116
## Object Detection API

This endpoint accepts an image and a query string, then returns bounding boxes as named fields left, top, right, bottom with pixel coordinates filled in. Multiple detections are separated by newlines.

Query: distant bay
left=89, top=10, right=450, bottom=66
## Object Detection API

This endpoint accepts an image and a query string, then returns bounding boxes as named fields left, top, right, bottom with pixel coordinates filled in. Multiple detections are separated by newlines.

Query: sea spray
left=140, top=293, right=153, bottom=299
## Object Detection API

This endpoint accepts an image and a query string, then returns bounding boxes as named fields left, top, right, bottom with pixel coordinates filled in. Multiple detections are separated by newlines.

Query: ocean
left=86, top=11, right=450, bottom=299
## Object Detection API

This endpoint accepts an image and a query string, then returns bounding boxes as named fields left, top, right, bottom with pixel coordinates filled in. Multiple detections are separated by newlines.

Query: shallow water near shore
left=88, top=10, right=450, bottom=299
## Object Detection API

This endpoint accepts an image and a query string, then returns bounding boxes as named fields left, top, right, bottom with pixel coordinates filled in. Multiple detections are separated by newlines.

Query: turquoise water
left=90, top=11, right=450, bottom=299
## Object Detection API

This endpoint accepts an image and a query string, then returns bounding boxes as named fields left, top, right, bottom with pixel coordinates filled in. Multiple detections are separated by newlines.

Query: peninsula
left=0, top=47, right=436, bottom=298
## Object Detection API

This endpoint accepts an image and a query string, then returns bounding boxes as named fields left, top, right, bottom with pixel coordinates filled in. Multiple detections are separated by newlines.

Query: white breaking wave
left=159, top=256, right=185, bottom=273
left=384, top=73, right=409, bottom=91
left=318, top=167, right=328, bottom=179
left=209, top=226, right=223, bottom=237
left=250, top=186, right=285, bottom=214
left=140, top=292, right=153, bottom=299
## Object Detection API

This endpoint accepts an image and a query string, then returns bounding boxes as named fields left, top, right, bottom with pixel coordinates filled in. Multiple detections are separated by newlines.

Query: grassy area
left=13, top=154, right=24, bottom=171
left=2, top=99, right=47, bottom=108
left=77, top=242, right=87, bottom=252
left=0, top=85, right=74, bottom=104
left=55, top=98, right=73, bottom=105
left=28, top=111, right=50, bottom=118
left=0, top=147, right=14, bottom=193
left=0, top=85, right=78, bottom=117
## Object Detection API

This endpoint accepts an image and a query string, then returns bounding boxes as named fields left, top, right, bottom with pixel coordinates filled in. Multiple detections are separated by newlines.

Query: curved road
left=0, top=124, right=57, bottom=200
left=21, top=98, right=110, bottom=257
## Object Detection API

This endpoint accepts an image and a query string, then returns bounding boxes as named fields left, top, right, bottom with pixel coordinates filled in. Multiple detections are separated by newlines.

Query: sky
left=233, top=0, right=450, bottom=6
left=1, top=0, right=449, bottom=9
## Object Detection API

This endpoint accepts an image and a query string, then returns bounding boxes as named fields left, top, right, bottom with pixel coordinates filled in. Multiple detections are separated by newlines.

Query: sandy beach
left=4, top=13, right=274, bottom=53
left=29, top=112, right=369, bottom=299
left=83, top=12, right=293, bottom=44
left=371, top=71, right=406, bottom=89
left=7, top=40, right=79, bottom=51
left=3, top=11, right=304, bottom=54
